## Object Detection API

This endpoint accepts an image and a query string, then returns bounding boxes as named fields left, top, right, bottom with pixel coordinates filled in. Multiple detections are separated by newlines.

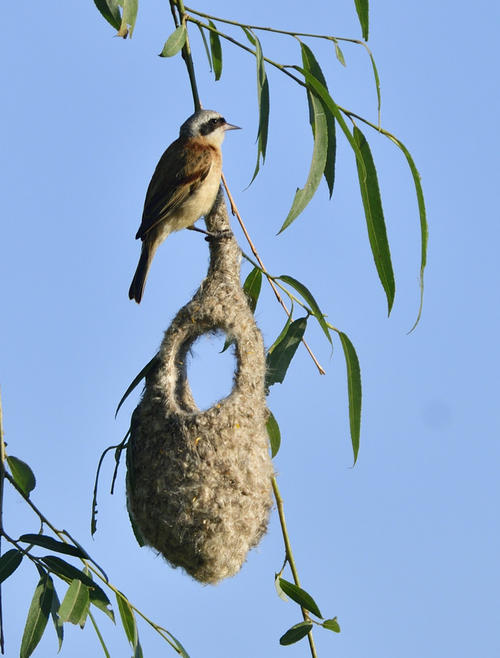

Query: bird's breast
left=169, top=151, right=222, bottom=233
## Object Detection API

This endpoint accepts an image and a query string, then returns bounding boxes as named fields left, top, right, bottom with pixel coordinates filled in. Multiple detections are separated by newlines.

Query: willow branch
left=186, top=6, right=364, bottom=45
left=190, top=16, right=387, bottom=135
left=272, top=477, right=318, bottom=658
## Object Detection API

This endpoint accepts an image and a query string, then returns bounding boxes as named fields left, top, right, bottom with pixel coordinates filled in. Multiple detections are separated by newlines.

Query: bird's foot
left=204, top=229, right=233, bottom=242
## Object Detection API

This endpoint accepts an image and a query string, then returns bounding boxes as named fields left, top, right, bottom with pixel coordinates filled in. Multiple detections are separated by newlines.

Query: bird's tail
left=129, top=242, right=154, bottom=304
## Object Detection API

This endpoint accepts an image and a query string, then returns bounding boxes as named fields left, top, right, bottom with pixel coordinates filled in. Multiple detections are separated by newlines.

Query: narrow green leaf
left=385, top=135, right=428, bottom=331
left=367, top=49, right=381, bottom=125
left=280, top=45, right=328, bottom=233
left=135, top=640, right=144, bottom=658
left=278, top=274, right=332, bottom=345
left=61, top=533, right=109, bottom=583
left=353, top=126, right=395, bottom=314
left=279, top=621, right=313, bottom=646
left=208, top=21, right=222, bottom=80
left=41, top=556, right=113, bottom=621
left=266, top=317, right=307, bottom=388
left=338, top=331, right=362, bottom=464
left=315, top=78, right=336, bottom=197
left=93, top=0, right=121, bottom=30
left=243, top=267, right=262, bottom=313
left=241, top=26, right=256, bottom=45
left=354, top=0, right=369, bottom=40
left=323, top=617, right=341, bottom=632
left=18, top=534, right=88, bottom=559
left=50, top=588, right=64, bottom=652
left=0, top=549, right=23, bottom=583
left=116, top=354, right=159, bottom=417
left=117, top=0, right=138, bottom=38
left=220, top=334, right=235, bottom=354
left=279, top=578, right=322, bottom=618
left=41, top=556, right=94, bottom=587
left=196, top=24, right=212, bottom=71
left=247, top=30, right=270, bottom=183
left=333, top=40, right=346, bottom=67
left=89, top=611, right=111, bottom=658
left=250, top=89, right=270, bottom=183
left=300, top=42, right=336, bottom=200
left=89, top=588, right=115, bottom=622
left=159, top=25, right=186, bottom=57
left=20, top=573, right=54, bottom=658
left=266, top=411, right=281, bottom=457
left=294, top=66, right=367, bottom=182
left=164, top=630, right=190, bottom=658
left=257, top=58, right=270, bottom=162
left=116, top=592, right=138, bottom=648
left=274, top=573, right=288, bottom=602
left=58, top=579, right=90, bottom=626
left=7, top=455, right=36, bottom=496
left=267, top=307, right=293, bottom=356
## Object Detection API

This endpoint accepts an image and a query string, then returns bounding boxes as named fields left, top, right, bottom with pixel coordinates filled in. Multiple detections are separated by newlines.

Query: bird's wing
left=135, top=138, right=213, bottom=240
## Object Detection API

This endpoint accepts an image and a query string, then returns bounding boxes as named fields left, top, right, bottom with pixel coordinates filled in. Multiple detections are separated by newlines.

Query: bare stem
left=168, top=0, right=179, bottom=28
left=173, top=0, right=201, bottom=111
left=221, top=174, right=325, bottom=375
left=272, top=477, right=318, bottom=658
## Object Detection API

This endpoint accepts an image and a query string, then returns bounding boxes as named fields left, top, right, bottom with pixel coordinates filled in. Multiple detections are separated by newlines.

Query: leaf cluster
left=277, top=578, right=340, bottom=646
left=0, top=453, right=188, bottom=657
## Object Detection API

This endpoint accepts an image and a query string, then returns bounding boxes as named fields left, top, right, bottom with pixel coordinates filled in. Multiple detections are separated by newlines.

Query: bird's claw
left=204, top=229, right=233, bottom=242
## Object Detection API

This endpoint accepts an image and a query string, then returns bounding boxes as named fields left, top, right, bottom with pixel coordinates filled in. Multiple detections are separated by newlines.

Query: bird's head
left=180, top=110, right=240, bottom=146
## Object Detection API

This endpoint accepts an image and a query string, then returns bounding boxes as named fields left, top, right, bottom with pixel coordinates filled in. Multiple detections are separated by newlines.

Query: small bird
left=129, top=109, right=240, bottom=303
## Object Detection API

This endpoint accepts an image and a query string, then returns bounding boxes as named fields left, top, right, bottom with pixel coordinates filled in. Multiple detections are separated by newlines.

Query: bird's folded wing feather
left=135, top=139, right=213, bottom=240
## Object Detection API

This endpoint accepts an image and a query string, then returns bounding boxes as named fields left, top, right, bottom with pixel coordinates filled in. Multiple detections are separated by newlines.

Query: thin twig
left=272, top=477, right=318, bottom=658
left=188, top=17, right=304, bottom=86
left=168, top=0, right=179, bottom=28
left=221, top=174, right=325, bottom=375
left=186, top=6, right=360, bottom=44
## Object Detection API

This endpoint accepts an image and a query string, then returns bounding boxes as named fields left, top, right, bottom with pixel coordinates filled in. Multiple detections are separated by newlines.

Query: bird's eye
left=201, top=116, right=225, bottom=135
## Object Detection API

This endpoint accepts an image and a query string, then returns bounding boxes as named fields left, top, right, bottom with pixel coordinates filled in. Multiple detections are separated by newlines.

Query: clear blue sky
left=1, top=1, right=499, bottom=657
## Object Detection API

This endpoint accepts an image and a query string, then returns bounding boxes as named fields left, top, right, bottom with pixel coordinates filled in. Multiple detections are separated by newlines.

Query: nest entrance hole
left=185, top=331, right=237, bottom=410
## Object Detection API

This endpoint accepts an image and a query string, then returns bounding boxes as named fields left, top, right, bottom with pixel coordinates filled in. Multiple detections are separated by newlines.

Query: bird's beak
left=224, top=122, right=241, bottom=131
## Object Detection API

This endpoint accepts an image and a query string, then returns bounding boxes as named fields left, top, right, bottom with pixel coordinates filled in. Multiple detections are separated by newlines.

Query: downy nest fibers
left=127, top=189, right=273, bottom=584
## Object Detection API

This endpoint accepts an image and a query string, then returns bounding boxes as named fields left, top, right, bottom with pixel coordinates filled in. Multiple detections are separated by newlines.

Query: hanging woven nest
left=127, top=190, right=273, bottom=584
